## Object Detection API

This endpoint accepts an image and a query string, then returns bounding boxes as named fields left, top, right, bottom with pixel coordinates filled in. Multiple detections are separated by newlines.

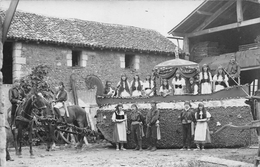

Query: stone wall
left=19, top=42, right=173, bottom=91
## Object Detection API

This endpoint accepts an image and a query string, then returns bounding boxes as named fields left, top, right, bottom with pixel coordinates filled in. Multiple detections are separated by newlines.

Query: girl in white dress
left=130, top=75, right=143, bottom=97
left=213, top=66, right=229, bottom=92
left=142, top=75, right=154, bottom=96
left=172, top=70, right=186, bottom=95
left=117, top=74, right=131, bottom=97
left=159, top=79, right=172, bottom=97
left=194, top=103, right=211, bottom=150
left=112, top=103, right=127, bottom=150
left=199, top=64, right=212, bottom=94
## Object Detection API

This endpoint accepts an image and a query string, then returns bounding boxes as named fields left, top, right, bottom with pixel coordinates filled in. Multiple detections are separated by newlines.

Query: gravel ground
left=6, top=142, right=256, bottom=167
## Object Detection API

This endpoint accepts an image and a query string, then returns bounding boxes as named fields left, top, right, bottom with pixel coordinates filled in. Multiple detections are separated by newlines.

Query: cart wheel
left=58, top=126, right=78, bottom=144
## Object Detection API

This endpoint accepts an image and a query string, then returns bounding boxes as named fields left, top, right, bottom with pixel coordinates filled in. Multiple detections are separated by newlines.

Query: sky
left=0, top=0, right=203, bottom=47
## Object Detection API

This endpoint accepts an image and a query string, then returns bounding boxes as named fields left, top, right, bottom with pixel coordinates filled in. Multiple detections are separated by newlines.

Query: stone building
left=0, top=10, right=175, bottom=111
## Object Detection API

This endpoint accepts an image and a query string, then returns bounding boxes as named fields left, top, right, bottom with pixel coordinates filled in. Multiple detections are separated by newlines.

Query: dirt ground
left=7, top=141, right=257, bottom=167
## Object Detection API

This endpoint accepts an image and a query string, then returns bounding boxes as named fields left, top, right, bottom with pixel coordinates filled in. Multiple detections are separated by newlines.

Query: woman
left=112, top=103, right=127, bottom=150
left=172, top=70, right=186, bottom=95
left=194, top=103, right=211, bottom=150
left=142, top=75, right=154, bottom=96
left=117, top=74, right=131, bottom=97
left=53, top=82, right=68, bottom=120
left=130, top=104, right=144, bottom=151
left=130, top=75, right=143, bottom=97
left=199, top=64, right=212, bottom=94
left=188, top=77, right=199, bottom=95
left=159, top=79, right=172, bottom=97
left=213, top=66, right=229, bottom=92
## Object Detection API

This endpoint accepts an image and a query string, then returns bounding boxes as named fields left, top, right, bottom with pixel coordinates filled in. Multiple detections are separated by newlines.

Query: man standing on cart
left=53, top=82, right=68, bottom=122
left=226, top=55, right=240, bottom=86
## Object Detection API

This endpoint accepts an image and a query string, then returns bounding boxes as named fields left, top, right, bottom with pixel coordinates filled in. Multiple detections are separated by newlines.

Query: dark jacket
left=180, top=108, right=195, bottom=124
left=130, top=111, right=145, bottom=124
left=55, top=89, right=68, bottom=102
left=9, top=87, right=25, bottom=105
left=146, top=107, right=159, bottom=126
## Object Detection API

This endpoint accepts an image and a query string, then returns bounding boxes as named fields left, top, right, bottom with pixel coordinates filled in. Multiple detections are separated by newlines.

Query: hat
left=150, top=100, right=157, bottom=104
left=189, top=77, right=194, bottom=82
left=176, top=69, right=181, bottom=74
left=131, top=103, right=138, bottom=108
left=184, top=101, right=191, bottom=107
left=202, top=64, right=208, bottom=67
left=13, top=78, right=20, bottom=83
left=217, top=65, right=224, bottom=71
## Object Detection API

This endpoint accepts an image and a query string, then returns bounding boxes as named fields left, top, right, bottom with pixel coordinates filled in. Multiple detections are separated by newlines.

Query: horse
left=12, top=93, right=48, bottom=157
left=50, top=104, right=91, bottom=149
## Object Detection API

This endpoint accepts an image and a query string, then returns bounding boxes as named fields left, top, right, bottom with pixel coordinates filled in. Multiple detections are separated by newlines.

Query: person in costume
left=104, top=81, right=116, bottom=97
left=159, top=79, right=172, bottom=97
left=130, top=74, right=143, bottom=97
left=9, top=79, right=25, bottom=129
left=213, top=66, right=229, bottom=92
left=112, top=103, right=127, bottom=150
left=146, top=101, right=160, bottom=151
left=53, top=82, right=68, bottom=121
left=142, top=75, right=154, bottom=96
left=226, top=55, right=240, bottom=86
left=188, top=77, right=199, bottom=95
left=199, top=64, right=212, bottom=94
left=194, top=103, right=211, bottom=150
left=117, top=74, right=131, bottom=97
left=180, top=101, right=195, bottom=151
left=172, top=70, right=186, bottom=95
left=129, top=104, right=145, bottom=151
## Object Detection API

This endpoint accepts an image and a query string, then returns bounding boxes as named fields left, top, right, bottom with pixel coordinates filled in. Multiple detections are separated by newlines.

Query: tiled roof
left=1, top=10, right=176, bottom=54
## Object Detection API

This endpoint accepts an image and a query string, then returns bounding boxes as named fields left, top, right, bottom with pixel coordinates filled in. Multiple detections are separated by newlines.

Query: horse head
left=85, top=74, right=104, bottom=96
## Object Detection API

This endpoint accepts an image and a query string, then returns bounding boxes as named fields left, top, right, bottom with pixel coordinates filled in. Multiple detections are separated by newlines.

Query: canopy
left=153, top=58, right=199, bottom=79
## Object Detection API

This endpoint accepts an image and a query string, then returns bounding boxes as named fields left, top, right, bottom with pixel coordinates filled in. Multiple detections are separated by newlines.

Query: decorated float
left=86, top=58, right=256, bottom=148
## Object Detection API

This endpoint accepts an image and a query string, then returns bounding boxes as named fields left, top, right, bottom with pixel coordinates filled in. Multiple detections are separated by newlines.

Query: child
left=213, top=66, right=229, bottom=92
left=180, top=101, right=194, bottom=151
left=130, top=75, right=143, bottom=97
left=112, top=103, right=127, bottom=150
left=142, top=75, right=154, bottom=96
left=172, top=70, right=186, bottom=95
left=194, top=103, right=211, bottom=150
left=188, top=78, right=199, bottom=95
left=159, top=79, right=172, bottom=97
left=129, top=104, right=145, bottom=151
left=199, top=64, right=212, bottom=94
left=117, top=74, right=131, bottom=97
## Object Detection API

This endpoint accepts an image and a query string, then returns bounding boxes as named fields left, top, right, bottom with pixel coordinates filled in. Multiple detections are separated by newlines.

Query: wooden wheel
left=57, top=126, right=78, bottom=144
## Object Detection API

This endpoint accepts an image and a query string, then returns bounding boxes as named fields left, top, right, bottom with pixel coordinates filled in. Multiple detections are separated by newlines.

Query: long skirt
left=201, top=82, right=212, bottom=94
left=113, top=121, right=127, bottom=143
left=132, top=90, right=142, bottom=97
left=120, top=90, right=131, bottom=97
left=174, top=88, right=184, bottom=95
left=215, top=85, right=225, bottom=92
left=194, top=121, right=211, bottom=144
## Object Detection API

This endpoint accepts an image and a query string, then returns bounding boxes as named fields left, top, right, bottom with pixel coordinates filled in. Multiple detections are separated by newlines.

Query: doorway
left=1, top=42, right=13, bottom=84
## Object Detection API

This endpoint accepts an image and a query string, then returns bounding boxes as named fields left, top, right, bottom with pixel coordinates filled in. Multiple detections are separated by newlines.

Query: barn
left=168, top=0, right=260, bottom=94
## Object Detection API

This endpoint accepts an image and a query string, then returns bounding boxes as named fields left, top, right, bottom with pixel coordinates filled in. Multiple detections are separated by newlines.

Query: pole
left=0, top=17, right=6, bottom=167
left=223, top=68, right=249, bottom=96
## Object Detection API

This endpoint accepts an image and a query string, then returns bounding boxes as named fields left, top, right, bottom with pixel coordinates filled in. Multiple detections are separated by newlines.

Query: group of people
left=104, top=74, right=154, bottom=98
left=112, top=101, right=159, bottom=151
left=105, top=55, right=240, bottom=97
left=111, top=101, right=211, bottom=151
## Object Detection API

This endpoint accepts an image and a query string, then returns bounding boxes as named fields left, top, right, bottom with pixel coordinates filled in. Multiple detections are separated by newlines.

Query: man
left=146, top=101, right=160, bottom=151
left=226, top=55, right=240, bottom=86
left=53, top=82, right=68, bottom=121
left=9, top=79, right=25, bottom=129
left=180, top=101, right=195, bottom=151
left=104, top=81, right=116, bottom=97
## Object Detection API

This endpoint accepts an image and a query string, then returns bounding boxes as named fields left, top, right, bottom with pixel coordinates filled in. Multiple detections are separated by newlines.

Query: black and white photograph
left=0, top=0, right=260, bottom=166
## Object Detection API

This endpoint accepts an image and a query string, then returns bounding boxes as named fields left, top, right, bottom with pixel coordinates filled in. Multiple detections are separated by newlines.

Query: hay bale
left=96, top=99, right=256, bottom=148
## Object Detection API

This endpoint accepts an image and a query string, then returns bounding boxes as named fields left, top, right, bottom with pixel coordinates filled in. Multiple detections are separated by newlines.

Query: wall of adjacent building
left=14, top=41, right=173, bottom=92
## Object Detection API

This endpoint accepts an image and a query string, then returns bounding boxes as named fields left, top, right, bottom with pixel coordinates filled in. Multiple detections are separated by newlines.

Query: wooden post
left=183, top=36, right=190, bottom=60
left=236, top=0, right=244, bottom=23
left=0, top=18, right=6, bottom=167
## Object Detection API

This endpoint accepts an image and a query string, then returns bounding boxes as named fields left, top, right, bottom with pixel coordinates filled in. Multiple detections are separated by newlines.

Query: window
left=72, top=50, right=81, bottom=67
left=125, top=54, right=135, bottom=69
left=2, top=42, right=13, bottom=84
